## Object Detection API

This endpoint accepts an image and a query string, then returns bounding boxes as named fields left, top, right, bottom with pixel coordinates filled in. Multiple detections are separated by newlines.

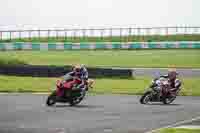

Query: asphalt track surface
left=132, top=68, right=200, bottom=77
left=1, top=94, right=200, bottom=133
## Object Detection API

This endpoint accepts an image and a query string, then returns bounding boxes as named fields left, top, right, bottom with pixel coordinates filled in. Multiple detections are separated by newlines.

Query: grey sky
left=0, top=0, right=199, bottom=30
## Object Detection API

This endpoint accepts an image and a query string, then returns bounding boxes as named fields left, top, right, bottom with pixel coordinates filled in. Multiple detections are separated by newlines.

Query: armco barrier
left=0, top=42, right=200, bottom=50
left=0, top=65, right=132, bottom=78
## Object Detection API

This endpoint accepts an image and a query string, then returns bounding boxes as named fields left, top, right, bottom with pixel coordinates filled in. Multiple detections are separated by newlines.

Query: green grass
left=0, top=75, right=199, bottom=96
left=0, top=50, right=200, bottom=68
left=0, top=57, right=26, bottom=66
left=1, top=34, right=200, bottom=43
left=158, top=128, right=200, bottom=133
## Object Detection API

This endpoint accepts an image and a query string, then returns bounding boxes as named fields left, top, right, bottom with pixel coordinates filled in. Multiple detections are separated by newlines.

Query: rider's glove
left=76, top=85, right=81, bottom=89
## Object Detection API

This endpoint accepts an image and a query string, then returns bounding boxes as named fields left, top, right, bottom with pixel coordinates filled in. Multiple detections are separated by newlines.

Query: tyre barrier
left=0, top=41, right=200, bottom=50
left=0, top=65, right=132, bottom=78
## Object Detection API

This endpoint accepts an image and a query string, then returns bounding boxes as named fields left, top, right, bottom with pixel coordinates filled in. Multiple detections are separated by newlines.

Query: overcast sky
left=0, top=0, right=199, bottom=30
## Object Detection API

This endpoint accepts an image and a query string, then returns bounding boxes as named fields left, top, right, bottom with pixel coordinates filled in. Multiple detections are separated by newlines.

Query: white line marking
left=146, top=116, right=200, bottom=133
left=175, top=125, right=200, bottom=129
left=131, top=68, right=200, bottom=71
left=104, top=128, right=113, bottom=132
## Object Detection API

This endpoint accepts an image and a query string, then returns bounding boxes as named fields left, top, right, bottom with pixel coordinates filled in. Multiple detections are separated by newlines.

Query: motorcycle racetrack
left=1, top=94, right=200, bottom=133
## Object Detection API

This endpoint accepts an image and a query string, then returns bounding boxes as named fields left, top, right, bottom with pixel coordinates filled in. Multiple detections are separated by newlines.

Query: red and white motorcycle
left=46, top=76, right=91, bottom=106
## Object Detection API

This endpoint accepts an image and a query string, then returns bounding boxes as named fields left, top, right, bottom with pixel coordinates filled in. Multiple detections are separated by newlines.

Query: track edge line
left=145, top=116, right=200, bottom=133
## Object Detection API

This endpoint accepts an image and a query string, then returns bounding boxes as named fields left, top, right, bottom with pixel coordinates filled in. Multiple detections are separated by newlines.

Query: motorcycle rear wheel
left=162, top=95, right=176, bottom=104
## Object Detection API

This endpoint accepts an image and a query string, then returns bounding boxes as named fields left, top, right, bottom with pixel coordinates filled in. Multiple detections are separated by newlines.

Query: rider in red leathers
left=56, top=65, right=85, bottom=97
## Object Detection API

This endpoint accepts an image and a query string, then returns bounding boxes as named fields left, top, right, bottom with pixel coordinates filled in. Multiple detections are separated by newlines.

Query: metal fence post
left=9, top=31, right=12, bottom=41
left=47, top=30, right=50, bottom=40
left=64, top=29, right=67, bottom=42
left=76, top=29, right=81, bottom=42
left=90, top=29, right=94, bottom=42
left=175, top=26, right=178, bottom=34
left=166, top=27, right=169, bottom=41
left=128, top=28, right=132, bottom=42
left=73, top=29, right=76, bottom=42
left=146, top=28, right=150, bottom=42
left=0, top=31, right=2, bottom=41
left=194, top=27, right=199, bottom=34
left=38, top=30, right=41, bottom=41
left=69, top=30, right=72, bottom=42
left=19, top=30, right=22, bottom=41
left=110, top=28, right=112, bottom=42
left=100, top=29, right=104, bottom=41
left=120, top=28, right=122, bottom=42
left=56, top=30, right=58, bottom=40
left=147, top=28, right=150, bottom=35
left=184, top=26, right=187, bottom=35
left=137, top=28, right=140, bottom=41
left=29, top=30, right=31, bottom=41
left=82, top=29, right=85, bottom=41
left=142, top=28, right=145, bottom=41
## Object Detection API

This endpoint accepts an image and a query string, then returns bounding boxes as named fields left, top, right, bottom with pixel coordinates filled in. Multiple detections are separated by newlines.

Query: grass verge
left=0, top=57, right=26, bottom=66
left=0, top=50, right=200, bottom=68
left=0, top=75, right=199, bottom=96
left=158, top=128, right=200, bottom=133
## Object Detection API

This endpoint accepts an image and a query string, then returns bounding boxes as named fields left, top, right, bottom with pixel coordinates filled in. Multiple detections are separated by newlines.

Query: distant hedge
left=1, top=34, right=200, bottom=43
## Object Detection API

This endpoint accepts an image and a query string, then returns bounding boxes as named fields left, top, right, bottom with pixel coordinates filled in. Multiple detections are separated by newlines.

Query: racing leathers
left=152, top=75, right=182, bottom=96
left=62, top=66, right=88, bottom=91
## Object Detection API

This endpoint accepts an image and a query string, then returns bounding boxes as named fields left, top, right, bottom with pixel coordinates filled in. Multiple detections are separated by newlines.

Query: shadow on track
left=144, top=103, right=181, bottom=106
left=54, top=104, right=103, bottom=109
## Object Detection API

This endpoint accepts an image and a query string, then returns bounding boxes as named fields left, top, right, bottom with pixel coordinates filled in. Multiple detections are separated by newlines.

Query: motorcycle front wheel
left=140, top=91, right=153, bottom=104
left=46, top=91, right=57, bottom=106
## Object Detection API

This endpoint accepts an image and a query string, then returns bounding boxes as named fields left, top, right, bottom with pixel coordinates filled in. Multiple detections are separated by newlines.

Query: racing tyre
left=140, top=91, right=152, bottom=104
left=46, top=91, right=57, bottom=106
left=69, top=90, right=86, bottom=106
left=162, top=95, right=176, bottom=104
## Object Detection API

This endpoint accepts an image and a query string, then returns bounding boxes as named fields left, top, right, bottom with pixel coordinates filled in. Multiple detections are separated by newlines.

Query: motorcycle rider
left=62, top=64, right=94, bottom=89
left=152, top=69, right=182, bottom=96
left=166, top=69, right=182, bottom=96
left=56, top=65, right=83, bottom=97
left=79, top=64, right=94, bottom=90
left=62, top=64, right=86, bottom=91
